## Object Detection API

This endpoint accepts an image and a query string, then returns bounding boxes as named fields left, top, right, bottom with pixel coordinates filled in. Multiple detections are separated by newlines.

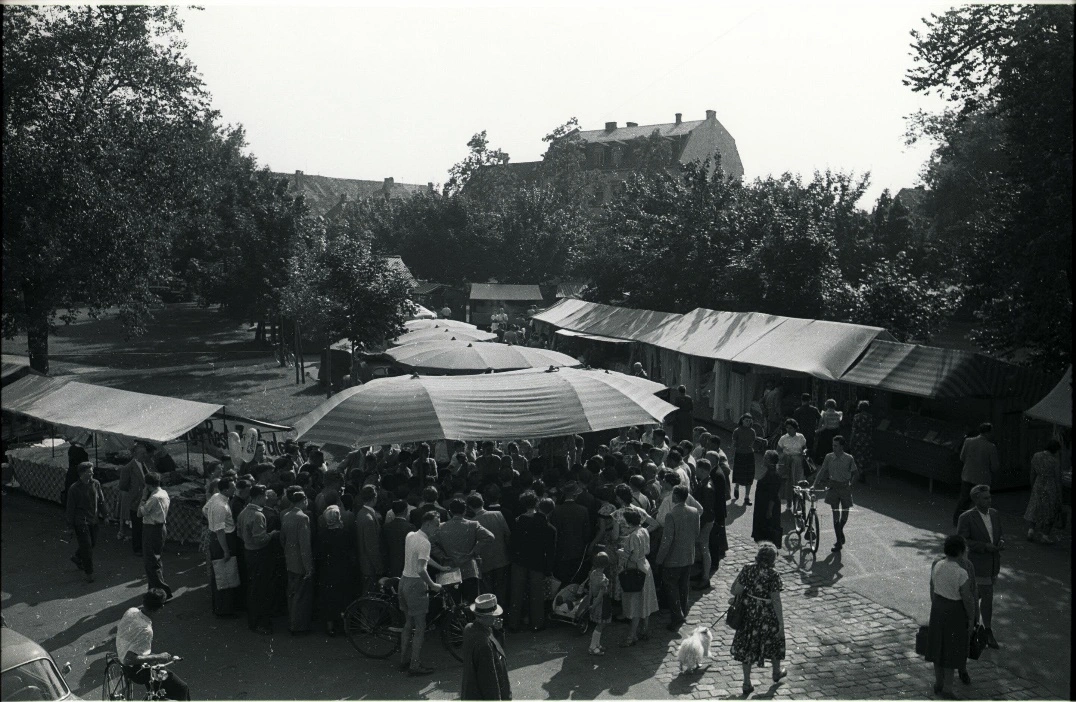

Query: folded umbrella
left=293, top=366, right=676, bottom=448
left=386, top=340, right=580, bottom=374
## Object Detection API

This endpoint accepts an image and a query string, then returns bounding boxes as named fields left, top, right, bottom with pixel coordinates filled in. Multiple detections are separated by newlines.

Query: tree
left=850, top=253, right=960, bottom=343
left=905, top=4, right=1072, bottom=372
left=2, top=5, right=214, bottom=372
left=443, top=130, right=511, bottom=198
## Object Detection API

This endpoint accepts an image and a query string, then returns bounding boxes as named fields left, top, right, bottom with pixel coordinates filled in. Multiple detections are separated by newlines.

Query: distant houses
left=273, top=170, right=436, bottom=217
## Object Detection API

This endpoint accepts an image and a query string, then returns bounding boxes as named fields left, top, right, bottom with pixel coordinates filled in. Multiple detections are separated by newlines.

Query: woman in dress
left=927, top=534, right=977, bottom=699
left=315, top=502, right=354, bottom=636
left=849, top=400, right=874, bottom=484
left=751, top=451, right=783, bottom=546
left=1024, top=439, right=1064, bottom=543
left=776, top=419, right=807, bottom=512
left=617, top=509, right=659, bottom=647
left=610, top=484, right=658, bottom=601
left=730, top=542, right=787, bottom=694
left=732, top=414, right=758, bottom=505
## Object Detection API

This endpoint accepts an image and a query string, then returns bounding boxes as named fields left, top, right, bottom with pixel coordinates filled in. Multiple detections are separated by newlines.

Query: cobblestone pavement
left=636, top=529, right=1059, bottom=700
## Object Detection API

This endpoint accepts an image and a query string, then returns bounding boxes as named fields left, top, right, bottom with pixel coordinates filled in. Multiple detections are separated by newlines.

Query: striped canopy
left=403, top=319, right=479, bottom=332
left=386, top=340, right=581, bottom=374
left=393, top=327, right=497, bottom=346
left=293, top=366, right=675, bottom=448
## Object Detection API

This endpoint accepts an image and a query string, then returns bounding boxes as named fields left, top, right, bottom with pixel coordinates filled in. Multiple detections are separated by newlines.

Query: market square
left=2, top=2, right=1071, bottom=701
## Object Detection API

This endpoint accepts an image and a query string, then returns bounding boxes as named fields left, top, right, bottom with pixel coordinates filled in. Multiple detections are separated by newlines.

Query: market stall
left=386, top=339, right=580, bottom=374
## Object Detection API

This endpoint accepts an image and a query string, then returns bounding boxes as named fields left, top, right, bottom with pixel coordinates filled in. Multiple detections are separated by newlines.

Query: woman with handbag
left=610, top=484, right=658, bottom=602
left=927, top=535, right=977, bottom=699
left=729, top=542, right=786, bottom=694
left=616, top=510, right=658, bottom=647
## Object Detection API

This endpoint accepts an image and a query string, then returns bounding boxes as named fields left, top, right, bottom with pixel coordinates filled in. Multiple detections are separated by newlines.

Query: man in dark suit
left=549, top=482, right=591, bottom=584
left=956, top=484, right=1004, bottom=649
left=460, top=594, right=511, bottom=700
left=656, top=485, right=701, bottom=631
left=382, top=499, right=415, bottom=578
left=355, top=485, right=384, bottom=595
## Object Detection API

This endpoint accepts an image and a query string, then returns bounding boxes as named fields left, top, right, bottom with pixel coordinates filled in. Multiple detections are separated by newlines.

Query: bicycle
left=342, top=577, right=474, bottom=662
left=102, top=654, right=183, bottom=700
left=790, top=480, right=822, bottom=555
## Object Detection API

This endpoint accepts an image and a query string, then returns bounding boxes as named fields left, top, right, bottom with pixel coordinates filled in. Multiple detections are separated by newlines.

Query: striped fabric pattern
left=403, top=319, right=478, bottom=332
left=393, top=327, right=497, bottom=346
left=386, top=340, right=580, bottom=373
left=294, top=367, right=676, bottom=448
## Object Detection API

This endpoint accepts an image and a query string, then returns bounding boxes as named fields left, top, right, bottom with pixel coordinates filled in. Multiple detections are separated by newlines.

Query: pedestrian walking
left=656, top=485, right=701, bottom=632
left=952, top=423, right=1000, bottom=526
left=62, top=441, right=89, bottom=507
left=280, top=487, right=314, bottom=635
left=956, top=485, right=1003, bottom=649
left=66, top=462, right=107, bottom=583
left=732, top=414, right=757, bottom=505
left=1024, top=439, right=1063, bottom=543
left=811, top=436, right=859, bottom=552
left=730, top=542, right=787, bottom=695
left=691, top=459, right=720, bottom=590
left=460, top=594, right=512, bottom=700
left=138, top=471, right=172, bottom=599
left=926, top=534, right=977, bottom=699
left=750, top=451, right=783, bottom=546
left=617, top=509, right=658, bottom=646
left=849, top=400, right=874, bottom=484
left=399, top=511, right=446, bottom=676
left=237, top=484, right=277, bottom=634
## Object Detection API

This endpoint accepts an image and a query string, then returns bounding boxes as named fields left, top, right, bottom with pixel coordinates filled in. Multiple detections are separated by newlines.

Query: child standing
left=588, top=551, right=613, bottom=655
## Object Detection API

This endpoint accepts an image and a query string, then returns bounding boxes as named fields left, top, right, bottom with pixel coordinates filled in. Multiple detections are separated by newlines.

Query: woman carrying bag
left=729, top=542, right=787, bottom=694
left=926, top=534, right=978, bottom=699
left=617, top=510, right=658, bottom=647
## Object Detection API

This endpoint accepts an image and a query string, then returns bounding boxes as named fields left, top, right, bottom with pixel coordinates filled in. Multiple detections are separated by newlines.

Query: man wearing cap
left=66, top=462, right=107, bottom=583
left=280, top=487, right=314, bottom=635
left=957, top=485, right=1004, bottom=649
left=399, top=511, right=446, bottom=676
left=237, top=484, right=278, bottom=634
left=461, top=593, right=511, bottom=700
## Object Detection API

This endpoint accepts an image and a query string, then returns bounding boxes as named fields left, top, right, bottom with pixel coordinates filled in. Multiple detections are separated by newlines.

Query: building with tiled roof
left=272, top=171, right=436, bottom=217
left=488, top=109, right=743, bottom=206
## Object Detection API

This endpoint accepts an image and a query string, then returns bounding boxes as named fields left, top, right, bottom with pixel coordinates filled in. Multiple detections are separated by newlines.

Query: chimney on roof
left=293, top=170, right=304, bottom=188
left=675, top=113, right=682, bottom=125
left=605, top=121, right=617, bottom=132
left=428, top=182, right=434, bottom=193
left=626, top=121, right=638, bottom=128
left=705, top=109, right=716, bottom=120
left=382, top=177, right=394, bottom=199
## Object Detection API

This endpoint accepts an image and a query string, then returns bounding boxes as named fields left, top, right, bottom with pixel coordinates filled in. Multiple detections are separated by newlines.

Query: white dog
left=677, top=626, right=713, bottom=673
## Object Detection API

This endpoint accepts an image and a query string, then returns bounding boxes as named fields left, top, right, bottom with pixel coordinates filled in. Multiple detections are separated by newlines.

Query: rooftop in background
left=382, top=256, right=417, bottom=287
left=272, top=170, right=435, bottom=217
left=469, top=283, right=544, bottom=301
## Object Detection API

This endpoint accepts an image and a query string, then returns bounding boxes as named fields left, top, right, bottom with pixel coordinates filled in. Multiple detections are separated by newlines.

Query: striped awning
left=293, top=366, right=675, bottom=448
left=1026, top=366, right=1071, bottom=427
left=840, top=340, right=1049, bottom=401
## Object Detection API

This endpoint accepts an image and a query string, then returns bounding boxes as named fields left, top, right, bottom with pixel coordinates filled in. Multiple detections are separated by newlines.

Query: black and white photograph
left=1, top=1, right=1071, bottom=699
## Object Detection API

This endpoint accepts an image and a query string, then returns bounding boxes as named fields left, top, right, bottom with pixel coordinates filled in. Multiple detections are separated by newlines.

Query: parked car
left=1, top=626, right=78, bottom=700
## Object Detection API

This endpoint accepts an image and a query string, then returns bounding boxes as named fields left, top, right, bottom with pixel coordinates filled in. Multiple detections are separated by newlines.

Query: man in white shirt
left=117, top=589, right=190, bottom=700
left=398, top=511, right=446, bottom=676
left=138, top=472, right=172, bottom=599
left=204, top=477, right=241, bottom=616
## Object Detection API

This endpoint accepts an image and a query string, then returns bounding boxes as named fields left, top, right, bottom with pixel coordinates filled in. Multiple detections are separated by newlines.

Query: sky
left=177, top=1, right=955, bottom=206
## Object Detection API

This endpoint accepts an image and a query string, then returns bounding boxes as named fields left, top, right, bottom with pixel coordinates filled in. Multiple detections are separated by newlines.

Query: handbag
left=618, top=568, right=645, bottom=593
left=212, top=556, right=241, bottom=590
left=725, top=594, right=746, bottom=630
left=915, top=625, right=929, bottom=656
left=968, top=623, right=988, bottom=660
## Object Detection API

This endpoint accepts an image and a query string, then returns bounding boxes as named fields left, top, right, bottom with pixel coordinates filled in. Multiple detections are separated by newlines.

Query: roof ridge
left=577, top=119, right=704, bottom=133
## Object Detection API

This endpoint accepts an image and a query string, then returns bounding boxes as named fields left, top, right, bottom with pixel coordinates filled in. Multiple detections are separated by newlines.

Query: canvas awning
left=469, top=283, right=544, bottom=301
left=1025, top=366, right=1071, bottom=427
left=532, top=299, right=682, bottom=343
left=1, top=355, right=40, bottom=387
left=555, top=329, right=632, bottom=345
left=729, top=318, right=894, bottom=381
left=2, top=375, right=223, bottom=443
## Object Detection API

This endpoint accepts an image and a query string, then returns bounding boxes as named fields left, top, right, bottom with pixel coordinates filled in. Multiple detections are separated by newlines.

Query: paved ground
left=2, top=462, right=1068, bottom=700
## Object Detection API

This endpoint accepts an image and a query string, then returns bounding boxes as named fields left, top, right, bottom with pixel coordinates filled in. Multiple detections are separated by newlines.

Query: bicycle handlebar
left=140, top=656, right=181, bottom=670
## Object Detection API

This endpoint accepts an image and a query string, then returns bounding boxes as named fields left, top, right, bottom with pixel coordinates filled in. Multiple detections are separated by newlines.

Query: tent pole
left=93, top=432, right=98, bottom=469
left=186, top=438, right=191, bottom=475
left=51, top=424, right=55, bottom=459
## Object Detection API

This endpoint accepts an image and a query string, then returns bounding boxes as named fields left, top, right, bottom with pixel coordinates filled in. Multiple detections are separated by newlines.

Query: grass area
left=1, top=303, right=330, bottom=424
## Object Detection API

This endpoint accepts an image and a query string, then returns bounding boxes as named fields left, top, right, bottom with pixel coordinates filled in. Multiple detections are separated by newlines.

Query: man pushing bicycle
left=116, top=589, right=190, bottom=700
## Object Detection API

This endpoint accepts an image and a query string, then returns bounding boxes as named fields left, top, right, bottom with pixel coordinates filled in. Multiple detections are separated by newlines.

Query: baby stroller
left=549, top=582, right=591, bottom=635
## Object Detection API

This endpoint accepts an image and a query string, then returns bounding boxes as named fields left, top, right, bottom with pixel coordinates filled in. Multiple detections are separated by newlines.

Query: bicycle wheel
left=439, top=604, right=471, bottom=662
left=343, top=597, right=401, bottom=659
left=102, top=657, right=129, bottom=701
left=792, top=495, right=806, bottom=534
left=805, top=509, right=821, bottom=555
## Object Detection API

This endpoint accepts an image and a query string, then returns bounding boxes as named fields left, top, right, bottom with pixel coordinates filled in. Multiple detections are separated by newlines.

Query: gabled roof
left=383, top=256, right=417, bottom=286
left=272, top=172, right=432, bottom=216
left=469, top=284, right=544, bottom=301
left=413, top=281, right=448, bottom=296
